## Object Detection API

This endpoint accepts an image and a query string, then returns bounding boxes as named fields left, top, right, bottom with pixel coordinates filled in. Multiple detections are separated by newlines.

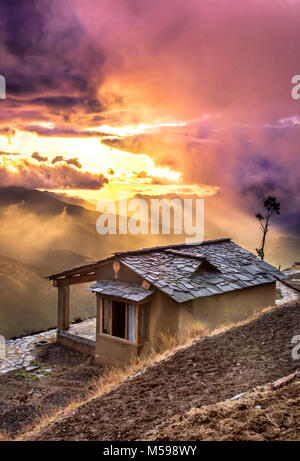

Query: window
left=100, top=299, right=149, bottom=344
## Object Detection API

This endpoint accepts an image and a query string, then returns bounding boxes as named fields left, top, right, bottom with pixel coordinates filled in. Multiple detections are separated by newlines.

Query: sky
left=0, top=0, right=299, bottom=238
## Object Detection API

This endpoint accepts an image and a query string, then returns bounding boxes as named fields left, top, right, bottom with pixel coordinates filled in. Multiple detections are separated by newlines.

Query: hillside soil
left=29, top=301, right=299, bottom=441
left=0, top=344, right=103, bottom=435
left=144, top=379, right=300, bottom=441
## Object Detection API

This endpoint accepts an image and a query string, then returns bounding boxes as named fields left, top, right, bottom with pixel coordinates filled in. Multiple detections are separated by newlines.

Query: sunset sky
left=0, top=0, right=299, bottom=238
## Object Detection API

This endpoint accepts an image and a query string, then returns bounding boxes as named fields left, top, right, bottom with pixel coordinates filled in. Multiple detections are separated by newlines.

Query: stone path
left=0, top=318, right=96, bottom=374
left=276, top=281, right=299, bottom=305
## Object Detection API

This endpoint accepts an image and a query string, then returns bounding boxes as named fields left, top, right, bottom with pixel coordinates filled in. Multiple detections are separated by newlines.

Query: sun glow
left=0, top=128, right=185, bottom=193
left=0, top=117, right=218, bottom=205
left=88, top=119, right=188, bottom=137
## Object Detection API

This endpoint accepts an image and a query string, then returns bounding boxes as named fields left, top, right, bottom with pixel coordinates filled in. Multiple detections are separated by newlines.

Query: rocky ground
left=0, top=343, right=102, bottom=436
left=27, top=301, right=299, bottom=441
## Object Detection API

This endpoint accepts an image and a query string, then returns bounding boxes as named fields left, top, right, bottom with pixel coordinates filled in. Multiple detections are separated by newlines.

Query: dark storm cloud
left=241, top=181, right=300, bottom=236
left=0, top=0, right=47, bottom=58
left=27, top=96, right=103, bottom=113
left=0, top=0, right=105, bottom=119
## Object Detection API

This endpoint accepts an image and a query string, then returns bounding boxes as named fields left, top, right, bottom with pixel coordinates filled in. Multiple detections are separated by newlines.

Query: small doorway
left=111, top=300, right=126, bottom=338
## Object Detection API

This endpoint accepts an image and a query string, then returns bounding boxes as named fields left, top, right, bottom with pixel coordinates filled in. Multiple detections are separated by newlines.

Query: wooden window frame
left=98, top=295, right=150, bottom=345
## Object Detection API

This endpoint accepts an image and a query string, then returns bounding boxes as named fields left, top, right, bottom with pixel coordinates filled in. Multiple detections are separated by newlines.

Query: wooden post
left=135, top=305, right=139, bottom=345
left=146, top=303, right=150, bottom=341
left=96, top=294, right=102, bottom=335
left=125, top=303, right=128, bottom=340
left=109, top=299, right=113, bottom=336
left=58, top=285, right=70, bottom=330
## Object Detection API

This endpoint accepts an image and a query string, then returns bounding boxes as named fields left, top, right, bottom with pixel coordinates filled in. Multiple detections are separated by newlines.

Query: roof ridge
left=48, top=238, right=232, bottom=280
left=165, top=249, right=205, bottom=258
left=114, top=238, right=231, bottom=257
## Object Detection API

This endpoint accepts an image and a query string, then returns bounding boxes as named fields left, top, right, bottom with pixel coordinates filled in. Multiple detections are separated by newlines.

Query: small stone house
left=48, top=238, right=286, bottom=366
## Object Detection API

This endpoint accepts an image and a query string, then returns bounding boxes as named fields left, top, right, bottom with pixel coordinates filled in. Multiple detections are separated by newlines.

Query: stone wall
left=57, top=330, right=96, bottom=355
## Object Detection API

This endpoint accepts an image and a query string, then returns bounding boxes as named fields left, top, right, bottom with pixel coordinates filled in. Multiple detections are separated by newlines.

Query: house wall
left=178, top=281, right=276, bottom=333
left=94, top=334, right=141, bottom=366
left=96, top=262, right=141, bottom=283
left=147, top=291, right=179, bottom=350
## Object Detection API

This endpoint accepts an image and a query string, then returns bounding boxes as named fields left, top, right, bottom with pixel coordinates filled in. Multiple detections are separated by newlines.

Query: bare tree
left=255, top=196, right=280, bottom=260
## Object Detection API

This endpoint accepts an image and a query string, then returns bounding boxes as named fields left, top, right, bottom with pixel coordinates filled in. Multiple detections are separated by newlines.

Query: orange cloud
left=0, top=157, right=108, bottom=190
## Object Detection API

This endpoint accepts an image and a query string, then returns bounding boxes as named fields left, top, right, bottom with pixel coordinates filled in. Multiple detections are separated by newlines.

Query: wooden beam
left=49, top=257, right=113, bottom=281
left=55, top=272, right=97, bottom=287
left=58, top=285, right=70, bottom=330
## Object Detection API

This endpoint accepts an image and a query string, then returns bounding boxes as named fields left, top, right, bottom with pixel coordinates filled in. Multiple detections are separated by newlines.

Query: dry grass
left=0, top=431, right=12, bottom=441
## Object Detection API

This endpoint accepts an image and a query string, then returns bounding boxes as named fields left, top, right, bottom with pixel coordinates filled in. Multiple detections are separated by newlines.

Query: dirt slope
left=144, top=379, right=300, bottom=441
left=31, top=302, right=299, bottom=441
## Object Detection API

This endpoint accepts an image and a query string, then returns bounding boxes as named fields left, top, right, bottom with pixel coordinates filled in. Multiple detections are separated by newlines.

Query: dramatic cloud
left=0, top=0, right=105, bottom=128
left=50, top=155, right=81, bottom=168
left=51, top=156, right=64, bottom=165
left=22, top=125, right=110, bottom=138
left=0, top=158, right=108, bottom=190
left=0, top=0, right=299, bottom=243
left=65, top=157, right=82, bottom=169
left=2, top=0, right=299, bottom=126
left=31, top=152, right=48, bottom=162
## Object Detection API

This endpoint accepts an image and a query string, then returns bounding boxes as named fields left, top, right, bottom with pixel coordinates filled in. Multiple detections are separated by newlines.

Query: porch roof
left=87, top=279, right=155, bottom=303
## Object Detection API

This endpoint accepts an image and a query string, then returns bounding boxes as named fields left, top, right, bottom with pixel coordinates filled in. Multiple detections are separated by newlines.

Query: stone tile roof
left=87, top=279, right=155, bottom=302
left=116, top=239, right=287, bottom=303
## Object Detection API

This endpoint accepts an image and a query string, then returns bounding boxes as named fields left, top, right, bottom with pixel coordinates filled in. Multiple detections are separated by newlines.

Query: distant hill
left=0, top=254, right=96, bottom=338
